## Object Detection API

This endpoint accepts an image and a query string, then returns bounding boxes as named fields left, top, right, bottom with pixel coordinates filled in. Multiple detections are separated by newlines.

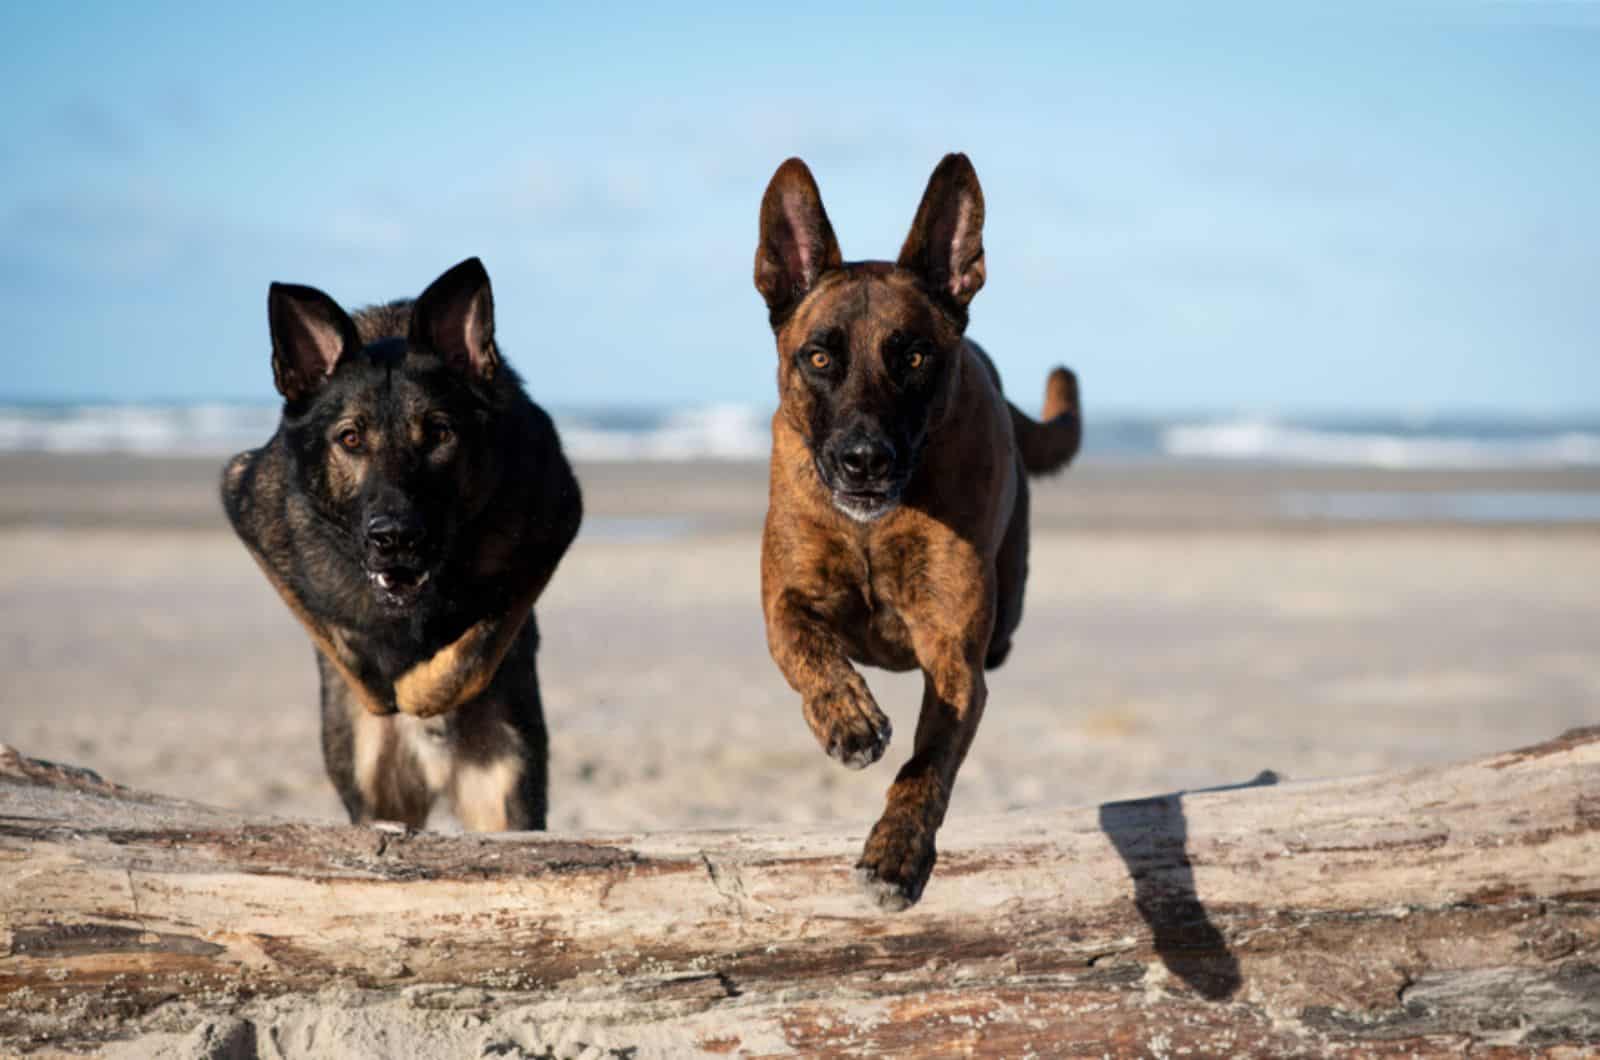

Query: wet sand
left=2, top=452, right=1597, bottom=832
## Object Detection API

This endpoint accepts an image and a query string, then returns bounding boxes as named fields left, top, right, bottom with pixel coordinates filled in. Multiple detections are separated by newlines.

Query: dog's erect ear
left=754, top=158, right=842, bottom=323
left=410, top=257, right=499, bottom=381
left=898, top=153, right=986, bottom=310
left=268, top=283, right=359, bottom=402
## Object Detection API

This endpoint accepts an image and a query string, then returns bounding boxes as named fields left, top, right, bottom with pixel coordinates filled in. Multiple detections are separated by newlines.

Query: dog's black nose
left=366, top=513, right=424, bottom=555
left=837, top=434, right=895, bottom=487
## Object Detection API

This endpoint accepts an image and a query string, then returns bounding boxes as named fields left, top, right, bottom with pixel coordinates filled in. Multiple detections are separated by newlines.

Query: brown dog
left=754, top=153, right=1082, bottom=909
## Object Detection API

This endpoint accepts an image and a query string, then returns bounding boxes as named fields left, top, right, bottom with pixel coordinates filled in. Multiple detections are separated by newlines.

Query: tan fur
left=394, top=574, right=550, bottom=718
left=394, top=627, right=496, bottom=718
left=349, top=705, right=522, bottom=830
left=452, top=749, right=525, bottom=833
left=350, top=710, right=448, bottom=828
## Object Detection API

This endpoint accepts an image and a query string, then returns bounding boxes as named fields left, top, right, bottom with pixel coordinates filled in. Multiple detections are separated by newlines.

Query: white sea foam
left=554, top=404, right=770, bottom=461
left=0, top=403, right=774, bottom=461
left=0, top=404, right=280, bottom=455
left=1162, top=418, right=1600, bottom=469
left=4, top=404, right=1598, bottom=469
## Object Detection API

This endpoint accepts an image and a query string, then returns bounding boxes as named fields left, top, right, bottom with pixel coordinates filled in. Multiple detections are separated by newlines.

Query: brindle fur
left=222, top=258, right=580, bottom=831
left=755, top=154, right=1082, bottom=908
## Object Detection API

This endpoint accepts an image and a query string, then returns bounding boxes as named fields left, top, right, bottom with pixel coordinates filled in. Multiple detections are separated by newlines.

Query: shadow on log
left=1098, top=770, right=1281, bottom=1002
left=2, top=731, right=1598, bottom=1057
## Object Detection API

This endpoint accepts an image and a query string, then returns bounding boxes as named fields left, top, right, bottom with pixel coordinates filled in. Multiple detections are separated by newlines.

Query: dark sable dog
left=755, top=154, right=1082, bottom=909
left=222, top=258, right=581, bottom=831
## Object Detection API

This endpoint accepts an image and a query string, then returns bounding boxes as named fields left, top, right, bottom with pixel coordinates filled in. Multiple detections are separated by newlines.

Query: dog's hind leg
left=450, top=700, right=546, bottom=831
left=352, top=712, right=440, bottom=828
left=318, top=653, right=368, bottom=822
left=321, top=655, right=436, bottom=827
left=448, top=626, right=548, bottom=832
left=987, top=463, right=1030, bottom=670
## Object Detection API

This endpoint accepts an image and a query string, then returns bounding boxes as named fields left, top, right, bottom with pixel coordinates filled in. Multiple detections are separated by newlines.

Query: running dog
left=222, top=258, right=581, bottom=830
left=754, top=154, right=1082, bottom=908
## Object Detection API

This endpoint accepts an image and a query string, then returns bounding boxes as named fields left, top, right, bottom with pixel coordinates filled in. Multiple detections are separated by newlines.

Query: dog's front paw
left=856, top=812, right=937, bottom=912
left=803, top=684, right=891, bottom=769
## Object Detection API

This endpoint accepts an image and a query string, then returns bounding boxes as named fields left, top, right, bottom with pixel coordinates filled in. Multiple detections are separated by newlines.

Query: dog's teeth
left=377, top=573, right=394, bottom=589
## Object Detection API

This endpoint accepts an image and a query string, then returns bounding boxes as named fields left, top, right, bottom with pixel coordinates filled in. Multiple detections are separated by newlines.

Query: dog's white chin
left=831, top=493, right=897, bottom=524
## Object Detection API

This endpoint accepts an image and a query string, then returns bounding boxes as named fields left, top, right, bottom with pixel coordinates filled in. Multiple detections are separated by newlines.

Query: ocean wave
left=1162, top=418, right=1600, bottom=469
left=0, top=404, right=281, bottom=455
left=5, top=404, right=1599, bottom=469
left=0, top=403, right=774, bottom=462
left=554, top=404, right=770, bottom=461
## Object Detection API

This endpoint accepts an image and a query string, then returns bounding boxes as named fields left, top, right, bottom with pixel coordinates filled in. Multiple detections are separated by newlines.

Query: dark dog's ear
left=410, top=257, right=499, bottom=381
left=898, top=153, right=986, bottom=310
left=754, top=158, right=842, bottom=323
left=268, top=283, right=359, bottom=402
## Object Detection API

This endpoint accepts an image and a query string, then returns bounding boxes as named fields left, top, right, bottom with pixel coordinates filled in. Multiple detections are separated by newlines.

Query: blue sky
left=2, top=1, right=1596, bottom=413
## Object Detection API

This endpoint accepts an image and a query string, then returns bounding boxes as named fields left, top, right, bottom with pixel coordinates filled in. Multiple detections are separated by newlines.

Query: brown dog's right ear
left=898, top=153, right=986, bottom=312
left=754, top=157, right=842, bottom=324
left=268, top=283, right=359, bottom=402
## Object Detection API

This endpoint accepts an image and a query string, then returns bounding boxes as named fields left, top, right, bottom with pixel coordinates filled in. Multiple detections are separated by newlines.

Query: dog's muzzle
left=364, top=513, right=433, bottom=607
left=821, top=430, right=903, bottom=523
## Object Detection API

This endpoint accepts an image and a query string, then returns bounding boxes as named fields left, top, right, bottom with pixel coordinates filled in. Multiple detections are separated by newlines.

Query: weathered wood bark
left=2, top=732, right=1598, bottom=1057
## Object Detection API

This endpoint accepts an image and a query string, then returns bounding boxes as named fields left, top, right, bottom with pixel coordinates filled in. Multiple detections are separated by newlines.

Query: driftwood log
left=2, top=731, right=1598, bottom=1057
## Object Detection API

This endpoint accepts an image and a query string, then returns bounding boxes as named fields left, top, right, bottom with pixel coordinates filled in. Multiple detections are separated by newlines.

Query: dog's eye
left=808, top=349, right=832, bottom=371
left=426, top=420, right=454, bottom=447
left=337, top=428, right=363, bottom=453
left=907, top=349, right=926, bottom=370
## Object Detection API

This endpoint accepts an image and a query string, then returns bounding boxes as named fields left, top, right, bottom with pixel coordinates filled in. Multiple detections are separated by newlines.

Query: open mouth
left=830, top=487, right=900, bottom=523
left=367, top=565, right=432, bottom=607
left=814, top=454, right=907, bottom=524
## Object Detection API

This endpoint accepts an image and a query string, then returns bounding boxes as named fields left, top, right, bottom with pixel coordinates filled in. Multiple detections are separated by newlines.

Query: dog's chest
left=836, top=562, right=919, bottom=673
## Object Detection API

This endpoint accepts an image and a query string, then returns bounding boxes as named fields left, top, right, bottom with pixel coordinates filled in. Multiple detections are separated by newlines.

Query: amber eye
left=809, top=349, right=832, bottom=371
left=426, top=420, right=454, bottom=447
left=337, top=428, right=363, bottom=453
left=908, top=349, right=925, bottom=370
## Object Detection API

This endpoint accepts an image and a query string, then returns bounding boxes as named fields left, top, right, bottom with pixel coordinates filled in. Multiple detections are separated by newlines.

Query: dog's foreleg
left=767, top=589, right=892, bottom=768
left=394, top=605, right=531, bottom=718
left=245, top=547, right=396, bottom=716
left=394, top=483, right=578, bottom=719
left=394, top=559, right=559, bottom=717
left=857, top=599, right=992, bottom=911
left=394, top=619, right=503, bottom=718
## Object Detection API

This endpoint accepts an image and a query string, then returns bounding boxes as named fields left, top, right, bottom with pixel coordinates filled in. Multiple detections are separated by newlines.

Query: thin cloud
left=154, top=88, right=218, bottom=142
left=53, top=99, right=140, bottom=159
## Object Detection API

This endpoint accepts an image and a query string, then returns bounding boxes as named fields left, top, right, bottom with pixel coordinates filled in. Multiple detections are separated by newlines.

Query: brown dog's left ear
left=898, top=153, right=986, bottom=310
left=410, top=257, right=499, bottom=380
left=755, top=157, right=843, bottom=324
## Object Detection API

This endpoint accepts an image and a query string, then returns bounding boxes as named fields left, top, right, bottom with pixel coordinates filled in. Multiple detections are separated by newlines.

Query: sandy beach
left=2, top=452, right=1597, bottom=836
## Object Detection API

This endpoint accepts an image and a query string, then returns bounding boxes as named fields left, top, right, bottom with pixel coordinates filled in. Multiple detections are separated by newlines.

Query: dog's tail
left=1010, top=366, right=1082, bottom=476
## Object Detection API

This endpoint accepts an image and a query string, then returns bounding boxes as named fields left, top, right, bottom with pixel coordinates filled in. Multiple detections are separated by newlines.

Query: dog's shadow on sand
left=1097, top=770, right=1280, bottom=1001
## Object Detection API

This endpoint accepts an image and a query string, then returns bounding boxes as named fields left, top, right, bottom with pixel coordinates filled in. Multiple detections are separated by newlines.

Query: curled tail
left=1010, top=366, right=1082, bottom=475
